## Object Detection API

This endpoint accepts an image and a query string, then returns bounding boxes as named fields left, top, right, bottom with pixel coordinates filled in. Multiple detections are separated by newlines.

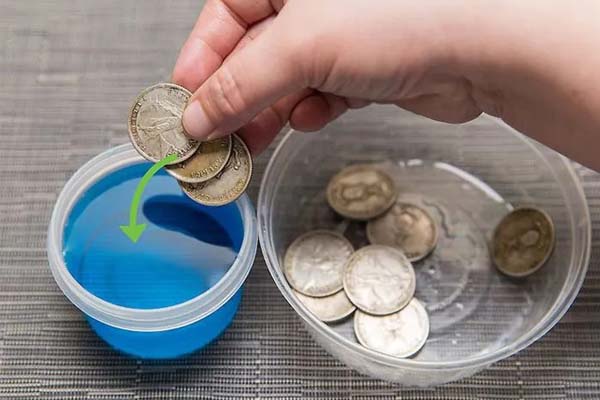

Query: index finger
left=172, top=0, right=282, bottom=91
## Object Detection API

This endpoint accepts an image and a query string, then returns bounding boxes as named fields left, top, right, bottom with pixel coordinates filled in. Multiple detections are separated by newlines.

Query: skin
left=172, top=0, right=600, bottom=171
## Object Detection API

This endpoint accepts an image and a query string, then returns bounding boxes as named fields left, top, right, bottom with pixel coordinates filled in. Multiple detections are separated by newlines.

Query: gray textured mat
left=1, top=1, right=599, bottom=398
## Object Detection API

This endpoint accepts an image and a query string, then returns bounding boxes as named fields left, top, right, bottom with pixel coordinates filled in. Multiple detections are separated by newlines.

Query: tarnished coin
left=166, top=136, right=232, bottom=183
left=354, top=298, right=429, bottom=358
left=128, top=83, right=199, bottom=164
left=326, top=164, right=397, bottom=220
left=284, top=230, right=354, bottom=297
left=179, top=134, right=252, bottom=206
left=293, top=289, right=356, bottom=323
left=491, top=207, right=555, bottom=278
left=343, top=245, right=415, bottom=315
left=367, top=202, right=438, bottom=262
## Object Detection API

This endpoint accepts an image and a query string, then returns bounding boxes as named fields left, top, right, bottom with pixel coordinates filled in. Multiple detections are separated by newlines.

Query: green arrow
left=120, top=153, right=178, bottom=243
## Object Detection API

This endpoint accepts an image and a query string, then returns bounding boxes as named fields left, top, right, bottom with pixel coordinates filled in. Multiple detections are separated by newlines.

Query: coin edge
left=293, top=289, right=357, bottom=323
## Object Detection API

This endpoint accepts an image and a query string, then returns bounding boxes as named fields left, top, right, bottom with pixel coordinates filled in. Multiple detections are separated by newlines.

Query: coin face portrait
left=128, top=83, right=199, bottom=164
left=326, top=165, right=397, bottom=220
left=492, top=207, right=555, bottom=277
left=367, top=202, right=438, bottom=261
left=284, top=230, right=354, bottom=297
left=354, top=298, right=429, bottom=358
left=343, top=245, right=415, bottom=315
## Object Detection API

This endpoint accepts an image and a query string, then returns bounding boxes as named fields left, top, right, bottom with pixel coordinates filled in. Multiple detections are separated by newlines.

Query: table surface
left=1, top=1, right=600, bottom=399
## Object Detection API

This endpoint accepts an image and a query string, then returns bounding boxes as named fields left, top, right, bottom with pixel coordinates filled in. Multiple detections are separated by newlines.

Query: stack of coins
left=127, top=83, right=252, bottom=206
left=284, top=163, right=556, bottom=359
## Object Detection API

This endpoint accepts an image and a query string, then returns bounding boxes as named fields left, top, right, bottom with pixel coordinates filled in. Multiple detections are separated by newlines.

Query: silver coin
left=354, top=298, right=429, bottom=358
left=284, top=230, right=354, bottom=297
left=293, top=289, right=356, bottom=323
left=166, top=136, right=232, bottom=183
left=367, top=202, right=438, bottom=262
left=179, top=134, right=252, bottom=206
left=343, top=245, right=416, bottom=315
left=491, top=207, right=555, bottom=278
left=128, top=83, right=200, bottom=164
left=326, top=164, right=397, bottom=220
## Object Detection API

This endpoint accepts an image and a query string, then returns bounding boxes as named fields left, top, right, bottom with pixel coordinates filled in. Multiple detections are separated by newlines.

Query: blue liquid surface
left=61, top=163, right=248, bottom=359
left=63, top=164, right=244, bottom=309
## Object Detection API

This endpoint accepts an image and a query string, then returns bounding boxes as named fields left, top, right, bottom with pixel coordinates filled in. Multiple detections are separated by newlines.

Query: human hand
left=172, top=0, right=486, bottom=154
left=173, top=0, right=600, bottom=171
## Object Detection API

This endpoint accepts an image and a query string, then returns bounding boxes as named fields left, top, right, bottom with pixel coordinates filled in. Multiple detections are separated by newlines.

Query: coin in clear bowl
left=354, top=298, right=429, bottom=358
left=293, top=289, right=356, bottom=323
left=491, top=207, right=555, bottom=278
left=367, top=201, right=438, bottom=262
left=284, top=230, right=354, bottom=297
left=343, top=245, right=415, bottom=315
left=326, top=164, right=397, bottom=220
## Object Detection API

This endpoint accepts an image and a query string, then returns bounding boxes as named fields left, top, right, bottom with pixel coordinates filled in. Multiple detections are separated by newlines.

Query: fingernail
left=182, top=101, right=213, bottom=139
left=205, top=130, right=225, bottom=141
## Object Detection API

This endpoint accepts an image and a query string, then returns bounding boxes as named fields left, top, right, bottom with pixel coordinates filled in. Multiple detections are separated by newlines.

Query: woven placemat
left=1, top=1, right=599, bottom=398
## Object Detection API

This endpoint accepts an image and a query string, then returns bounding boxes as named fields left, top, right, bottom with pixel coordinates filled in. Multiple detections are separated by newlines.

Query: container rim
left=47, top=143, right=258, bottom=332
left=258, top=111, right=591, bottom=371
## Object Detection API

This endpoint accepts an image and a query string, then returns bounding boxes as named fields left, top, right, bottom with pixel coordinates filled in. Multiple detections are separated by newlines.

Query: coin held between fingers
left=128, top=83, right=200, bottom=164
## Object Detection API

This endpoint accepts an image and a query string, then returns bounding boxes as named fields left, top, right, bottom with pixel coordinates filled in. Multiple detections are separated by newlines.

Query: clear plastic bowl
left=47, top=144, right=258, bottom=359
left=258, top=106, right=590, bottom=386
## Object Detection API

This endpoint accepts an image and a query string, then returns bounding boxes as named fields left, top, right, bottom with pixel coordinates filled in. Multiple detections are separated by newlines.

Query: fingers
left=218, top=14, right=312, bottom=154
left=182, top=25, right=304, bottom=140
left=237, top=88, right=313, bottom=155
left=172, top=0, right=281, bottom=91
left=289, top=93, right=352, bottom=132
left=395, top=93, right=482, bottom=124
left=393, top=80, right=483, bottom=123
left=225, top=15, right=274, bottom=61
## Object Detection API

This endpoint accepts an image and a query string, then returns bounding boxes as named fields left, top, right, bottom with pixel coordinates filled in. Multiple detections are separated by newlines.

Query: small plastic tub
left=47, top=144, right=257, bottom=359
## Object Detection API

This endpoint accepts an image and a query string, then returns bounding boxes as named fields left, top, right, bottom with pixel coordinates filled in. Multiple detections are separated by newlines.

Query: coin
left=293, top=289, right=356, bottom=323
left=326, top=164, right=397, bottom=220
left=166, top=136, right=232, bottom=183
left=179, top=134, right=252, bottom=206
left=354, top=298, right=429, bottom=358
left=284, top=230, right=354, bottom=297
left=128, top=83, right=200, bottom=164
left=367, top=202, right=438, bottom=262
left=491, top=207, right=555, bottom=278
left=343, top=245, right=415, bottom=315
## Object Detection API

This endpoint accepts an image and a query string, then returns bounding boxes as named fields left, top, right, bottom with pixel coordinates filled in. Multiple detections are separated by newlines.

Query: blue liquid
left=63, top=163, right=245, bottom=358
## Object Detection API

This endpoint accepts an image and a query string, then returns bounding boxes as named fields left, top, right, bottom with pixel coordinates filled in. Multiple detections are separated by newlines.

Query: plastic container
left=258, top=106, right=590, bottom=386
left=47, top=144, right=257, bottom=359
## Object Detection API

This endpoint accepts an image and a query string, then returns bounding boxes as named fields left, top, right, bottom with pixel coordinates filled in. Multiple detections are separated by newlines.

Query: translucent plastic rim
left=258, top=114, right=590, bottom=371
left=47, top=144, right=258, bottom=332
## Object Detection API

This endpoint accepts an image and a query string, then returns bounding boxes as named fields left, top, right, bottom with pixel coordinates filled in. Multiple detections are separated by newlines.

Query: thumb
left=182, top=27, right=303, bottom=140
